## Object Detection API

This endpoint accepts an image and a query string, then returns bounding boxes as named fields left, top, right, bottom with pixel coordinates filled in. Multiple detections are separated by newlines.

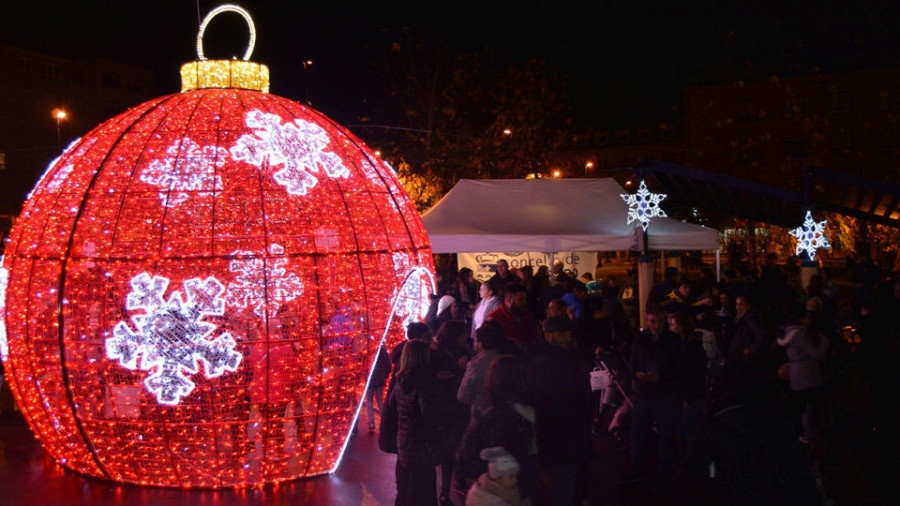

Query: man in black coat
left=621, top=304, right=683, bottom=491
left=725, top=295, right=769, bottom=365
left=489, top=259, right=518, bottom=288
left=526, top=315, right=592, bottom=505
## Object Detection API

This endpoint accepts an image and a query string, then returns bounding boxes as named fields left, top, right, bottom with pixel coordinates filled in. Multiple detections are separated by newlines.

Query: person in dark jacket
left=487, top=283, right=540, bottom=354
left=431, top=320, right=474, bottom=505
left=647, top=266, right=679, bottom=305
left=489, top=259, right=519, bottom=289
left=621, top=304, right=684, bottom=491
left=725, top=296, right=769, bottom=365
left=366, top=345, right=391, bottom=432
left=458, top=321, right=504, bottom=414
left=669, top=310, right=709, bottom=471
left=526, top=315, right=593, bottom=505
left=388, top=340, right=439, bottom=506
left=453, top=355, right=538, bottom=505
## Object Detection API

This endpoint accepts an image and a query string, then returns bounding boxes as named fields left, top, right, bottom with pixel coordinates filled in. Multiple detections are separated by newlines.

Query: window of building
left=880, top=129, right=900, bottom=148
left=596, top=131, right=609, bottom=146
left=829, top=132, right=852, bottom=156
left=71, top=67, right=85, bottom=85
left=101, top=72, right=121, bottom=89
left=0, top=152, right=6, bottom=171
left=17, top=58, right=31, bottom=75
left=660, top=125, right=676, bottom=141
left=740, top=101, right=759, bottom=123
left=40, top=63, right=60, bottom=81
left=884, top=88, right=900, bottom=111
left=638, top=128, right=652, bottom=143
left=827, top=91, right=852, bottom=114
left=741, top=145, right=760, bottom=166
left=782, top=139, right=808, bottom=159
left=782, top=96, right=805, bottom=119
left=616, top=130, right=630, bottom=144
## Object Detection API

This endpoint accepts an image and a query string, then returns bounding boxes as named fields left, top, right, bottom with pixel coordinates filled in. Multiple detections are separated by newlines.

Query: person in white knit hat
left=466, top=447, right=523, bottom=506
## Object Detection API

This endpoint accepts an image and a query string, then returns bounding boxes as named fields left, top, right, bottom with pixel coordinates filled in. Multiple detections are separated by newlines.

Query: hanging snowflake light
left=789, top=210, right=831, bottom=261
left=620, top=179, right=667, bottom=231
left=0, top=4, right=435, bottom=488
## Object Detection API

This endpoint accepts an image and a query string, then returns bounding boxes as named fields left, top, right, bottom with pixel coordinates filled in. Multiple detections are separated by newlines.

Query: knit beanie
left=480, top=447, right=519, bottom=479
left=437, top=295, right=456, bottom=316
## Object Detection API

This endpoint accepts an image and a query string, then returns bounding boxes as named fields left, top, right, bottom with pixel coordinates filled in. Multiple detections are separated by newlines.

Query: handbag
left=378, top=384, right=399, bottom=453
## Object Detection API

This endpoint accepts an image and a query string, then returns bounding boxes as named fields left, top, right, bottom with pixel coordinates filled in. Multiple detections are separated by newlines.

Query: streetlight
left=301, top=60, right=313, bottom=105
left=584, top=161, right=594, bottom=177
left=502, top=128, right=512, bottom=135
left=552, top=169, right=562, bottom=178
left=52, top=108, right=67, bottom=144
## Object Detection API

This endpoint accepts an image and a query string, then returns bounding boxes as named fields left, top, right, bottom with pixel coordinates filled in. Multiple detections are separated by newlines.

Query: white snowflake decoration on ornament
left=392, top=251, right=414, bottom=274
left=789, top=211, right=830, bottom=261
left=230, top=110, right=350, bottom=196
left=140, top=137, right=228, bottom=207
left=106, top=273, right=242, bottom=405
left=225, top=244, right=304, bottom=318
left=0, top=260, right=9, bottom=361
left=389, top=252, right=433, bottom=327
left=620, top=180, right=667, bottom=231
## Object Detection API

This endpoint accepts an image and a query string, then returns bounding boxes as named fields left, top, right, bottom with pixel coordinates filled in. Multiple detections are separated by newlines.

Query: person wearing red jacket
left=486, top=283, right=540, bottom=354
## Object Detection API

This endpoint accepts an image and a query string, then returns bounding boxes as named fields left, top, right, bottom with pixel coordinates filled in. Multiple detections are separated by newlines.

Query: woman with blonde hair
left=388, top=339, right=439, bottom=505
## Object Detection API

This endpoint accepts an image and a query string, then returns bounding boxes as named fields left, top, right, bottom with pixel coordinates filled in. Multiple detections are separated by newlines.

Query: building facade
left=0, top=43, right=154, bottom=219
left=683, top=67, right=900, bottom=190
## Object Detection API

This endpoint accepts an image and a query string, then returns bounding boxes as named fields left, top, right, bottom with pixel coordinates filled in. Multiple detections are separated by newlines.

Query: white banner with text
left=459, top=251, right=598, bottom=283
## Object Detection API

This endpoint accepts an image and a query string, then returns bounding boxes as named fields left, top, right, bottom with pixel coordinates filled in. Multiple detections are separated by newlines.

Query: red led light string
left=76, top=95, right=196, bottom=483
left=270, top=95, right=376, bottom=465
left=46, top=101, right=169, bottom=480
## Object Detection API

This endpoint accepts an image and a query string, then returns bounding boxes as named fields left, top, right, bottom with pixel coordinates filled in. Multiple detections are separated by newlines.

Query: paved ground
left=0, top=407, right=718, bottom=506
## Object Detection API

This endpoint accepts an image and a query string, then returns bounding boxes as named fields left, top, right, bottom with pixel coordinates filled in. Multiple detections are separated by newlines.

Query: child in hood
left=466, top=447, right=522, bottom=506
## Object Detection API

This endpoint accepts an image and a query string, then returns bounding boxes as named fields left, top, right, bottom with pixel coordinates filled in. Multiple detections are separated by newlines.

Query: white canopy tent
left=421, top=178, right=719, bottom=253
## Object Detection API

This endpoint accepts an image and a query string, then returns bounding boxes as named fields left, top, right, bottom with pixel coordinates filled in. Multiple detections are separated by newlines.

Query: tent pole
left=550, top=251, right=556, bottom=282
left=638, top=227, right=652, bottom=329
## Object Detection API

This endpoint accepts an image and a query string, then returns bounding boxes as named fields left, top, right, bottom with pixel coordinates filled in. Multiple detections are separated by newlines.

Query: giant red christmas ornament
left=0, top=5, right=434, bottom=488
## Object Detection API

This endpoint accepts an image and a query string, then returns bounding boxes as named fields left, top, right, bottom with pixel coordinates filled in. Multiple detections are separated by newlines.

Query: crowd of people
left=368, top=255, right=899, bottom=505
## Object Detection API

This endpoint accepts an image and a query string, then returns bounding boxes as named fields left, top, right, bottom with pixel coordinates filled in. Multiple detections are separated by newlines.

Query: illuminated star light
left=106, top=273, right=242, bottom=405
left=789, top=211, right=831, bottom=261
left=139, top=137, right=228, bottom=207
left=230, top=110, right=350, bottom=196
left=620, top=180, right=667, bottom=231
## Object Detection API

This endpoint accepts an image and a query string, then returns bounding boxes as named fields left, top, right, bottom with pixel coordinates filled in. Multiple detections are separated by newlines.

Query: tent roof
left=640, top=160, right=900, bottom=229
left=420, top=178, right=719, bottom=253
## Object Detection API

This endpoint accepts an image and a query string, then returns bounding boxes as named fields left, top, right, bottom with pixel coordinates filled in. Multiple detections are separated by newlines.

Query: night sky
left=3, top=1, right=900, bottom=132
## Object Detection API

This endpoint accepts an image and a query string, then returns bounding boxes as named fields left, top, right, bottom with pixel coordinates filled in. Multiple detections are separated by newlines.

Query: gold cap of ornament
left=180, top=4, right=270, bottom=93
